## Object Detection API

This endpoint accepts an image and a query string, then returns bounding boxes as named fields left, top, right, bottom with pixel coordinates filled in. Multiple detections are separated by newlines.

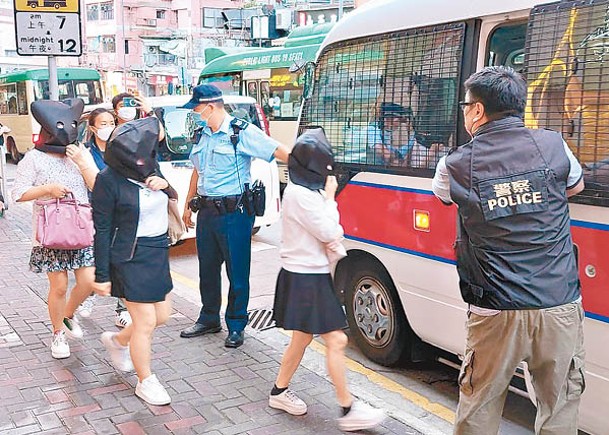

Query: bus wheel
left=7, top=138, right=21, bottom=163
left=345, top=262, right=410, bottom=366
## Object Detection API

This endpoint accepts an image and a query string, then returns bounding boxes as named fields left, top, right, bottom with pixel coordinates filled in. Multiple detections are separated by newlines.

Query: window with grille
left=299, top=24, right=464, bottom=173
left=100, top=3, right=113, bottom=20
left=526, top=0, right=609, bottom=206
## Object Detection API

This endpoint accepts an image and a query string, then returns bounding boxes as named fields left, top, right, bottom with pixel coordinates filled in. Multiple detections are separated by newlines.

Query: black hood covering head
left=288, top=127, right=334, bottom=191
left=31, top=98, right=84, bottom=154
left=104, top=117, right=160, bottom=181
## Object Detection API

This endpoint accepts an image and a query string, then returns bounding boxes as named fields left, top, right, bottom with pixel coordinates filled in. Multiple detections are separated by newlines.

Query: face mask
left=117, top=107, right=137, bottom=121
left=94, top=126, right=114, bottom=142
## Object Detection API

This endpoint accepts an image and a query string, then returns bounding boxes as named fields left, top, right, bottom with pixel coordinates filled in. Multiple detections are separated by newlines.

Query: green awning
left=200, top=44, right=320, bottom=77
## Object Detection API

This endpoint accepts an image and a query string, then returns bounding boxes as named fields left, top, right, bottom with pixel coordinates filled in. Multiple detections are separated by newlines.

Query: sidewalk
left=0, top=201, right=420, bottom=434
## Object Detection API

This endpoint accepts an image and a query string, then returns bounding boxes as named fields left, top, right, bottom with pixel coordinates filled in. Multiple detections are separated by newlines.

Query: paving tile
left=165, top=415, right=207, bottom=431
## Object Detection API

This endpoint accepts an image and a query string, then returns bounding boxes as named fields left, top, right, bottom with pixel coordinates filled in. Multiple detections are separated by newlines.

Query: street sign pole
left=14, top=0, right=82, bottom=102
left=48, top=55, right=59, bottom=101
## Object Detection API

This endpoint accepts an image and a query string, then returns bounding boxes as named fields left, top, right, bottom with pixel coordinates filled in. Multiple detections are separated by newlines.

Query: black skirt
left=110, top=234, right=172, bottom=303
left=273, top=268, right=347, bottom=334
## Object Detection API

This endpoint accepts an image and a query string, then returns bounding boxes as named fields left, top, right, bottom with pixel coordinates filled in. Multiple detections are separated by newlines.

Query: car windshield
left=158, top=102, right=262, bottom=160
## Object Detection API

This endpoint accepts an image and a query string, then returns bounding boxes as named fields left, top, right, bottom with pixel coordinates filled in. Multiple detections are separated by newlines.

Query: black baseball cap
left=181, top=84, right=224, bottom=109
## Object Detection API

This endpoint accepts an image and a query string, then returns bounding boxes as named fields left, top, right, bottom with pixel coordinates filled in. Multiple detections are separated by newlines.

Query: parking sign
left=13, top=0, right=82, bottom=56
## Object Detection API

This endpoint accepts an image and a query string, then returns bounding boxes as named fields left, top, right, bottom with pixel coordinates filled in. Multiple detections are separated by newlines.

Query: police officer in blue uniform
left=432, top=67, right=585, bottom=435
left=180, top=84, right=290, bottom=348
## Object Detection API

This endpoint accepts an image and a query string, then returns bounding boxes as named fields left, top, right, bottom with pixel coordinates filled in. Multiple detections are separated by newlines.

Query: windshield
left=157, top=102, right=262, bottom=160
left=34, top=79, right=103, bottom=105
left=199, top=74, right=240, bottom=96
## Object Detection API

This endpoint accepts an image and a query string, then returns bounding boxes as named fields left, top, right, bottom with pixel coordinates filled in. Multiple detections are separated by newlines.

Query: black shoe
left=180, top=323, right=222, bottom=338
left=224, top=331, right=244, bottom=348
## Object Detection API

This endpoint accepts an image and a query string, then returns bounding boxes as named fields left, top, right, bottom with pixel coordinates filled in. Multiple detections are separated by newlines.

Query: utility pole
left=338, top=0, right=344, bottom=20
left=48, top=56, right=59, bottom=101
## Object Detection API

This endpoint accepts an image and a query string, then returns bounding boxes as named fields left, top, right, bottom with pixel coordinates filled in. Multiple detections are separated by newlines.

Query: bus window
left=34, top=79, right=103, bottom=105
left=268, top=69, right=303, bottom=120
left=486, top=23, right=527, bottom=72
left=0, top=84, right=18, bottom=114
left=246, top=81, right=258, bottom=101
left=200, top=73, right=241, bottom=96
left=16, top=82, right=28, bottom=115
left=525, top=3, right=609, bottom=204
left=302, top=24, right=464, bottom=172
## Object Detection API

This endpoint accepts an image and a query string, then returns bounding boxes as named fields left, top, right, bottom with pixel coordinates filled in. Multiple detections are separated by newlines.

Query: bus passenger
left=432, top=66, right=585, bottom=435
left=369, top=103, right=435, bottom=168
left=269, top=128, right=386, bottom=432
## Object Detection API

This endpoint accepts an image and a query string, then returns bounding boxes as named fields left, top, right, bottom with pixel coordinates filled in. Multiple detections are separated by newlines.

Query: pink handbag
left=35, top=193, right=94, bottom=250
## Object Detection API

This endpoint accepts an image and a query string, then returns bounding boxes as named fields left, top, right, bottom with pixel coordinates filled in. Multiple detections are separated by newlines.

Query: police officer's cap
left=181, top=84, right=223, bottom=109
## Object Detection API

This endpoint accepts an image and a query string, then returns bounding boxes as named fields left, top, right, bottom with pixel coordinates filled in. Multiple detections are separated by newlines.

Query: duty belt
left=200, top=194, right=243, bottom=214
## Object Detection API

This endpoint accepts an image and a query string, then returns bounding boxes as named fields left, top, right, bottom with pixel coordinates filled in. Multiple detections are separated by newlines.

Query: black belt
left=200, top=194, right=243, bottom=214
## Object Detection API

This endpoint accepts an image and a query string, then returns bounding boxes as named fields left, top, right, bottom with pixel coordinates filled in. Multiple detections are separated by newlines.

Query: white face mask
left=95, top=126, right=114, bottom=142
left=117, top=107, right=137, bottom=121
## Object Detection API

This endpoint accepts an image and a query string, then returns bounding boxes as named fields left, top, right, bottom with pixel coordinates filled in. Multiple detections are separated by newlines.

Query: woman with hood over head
left=12, top=98, right=95, bottom=360
left=91, top=115, right=175, bottom=406
left=268, top=128, right=386, bottom=432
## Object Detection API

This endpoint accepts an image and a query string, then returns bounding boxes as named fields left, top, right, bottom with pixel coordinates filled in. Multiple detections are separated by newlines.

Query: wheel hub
left=352, top=278, right=393, bottom=348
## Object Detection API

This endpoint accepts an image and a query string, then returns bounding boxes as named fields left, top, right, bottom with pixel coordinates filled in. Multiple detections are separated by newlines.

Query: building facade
left=81, top=0, right=253, bottom=98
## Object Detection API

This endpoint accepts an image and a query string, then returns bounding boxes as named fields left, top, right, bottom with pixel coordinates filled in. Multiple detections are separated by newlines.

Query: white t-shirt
left=128, top=180, right=169, bottom=238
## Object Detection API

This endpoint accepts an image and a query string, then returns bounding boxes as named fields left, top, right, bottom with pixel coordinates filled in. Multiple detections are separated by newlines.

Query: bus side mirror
left=303, top=62, right=316, bottom=100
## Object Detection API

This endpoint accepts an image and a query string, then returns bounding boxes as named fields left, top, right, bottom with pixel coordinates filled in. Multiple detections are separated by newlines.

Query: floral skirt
left=29, top=246, right=95, bottom=273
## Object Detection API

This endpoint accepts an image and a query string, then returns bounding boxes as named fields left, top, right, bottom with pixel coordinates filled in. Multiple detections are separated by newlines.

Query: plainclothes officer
left=180, top=84, right=290, bottom=348
left=432, top=66, right=586, bottom=435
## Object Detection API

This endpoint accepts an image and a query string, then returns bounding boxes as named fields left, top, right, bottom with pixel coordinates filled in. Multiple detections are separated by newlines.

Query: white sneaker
left=269, top=389, right=307, bottom=415
left=62, top=316, right=83, bottom=339
left=51, top=331, right=70, bottom=359
left=135, top=374, right=171, bottom=406
left=101, top=332, right=134, bottom=372
left=115, top=311, right=132, bottom=328
left=77, top=295, right=96, bottom=318
left=337, top=400, right=386, bottom=432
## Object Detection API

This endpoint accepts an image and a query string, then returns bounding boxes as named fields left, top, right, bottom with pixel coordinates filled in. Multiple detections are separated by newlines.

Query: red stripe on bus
left=337, top=183, right=457, bottom=262
left=338, top=182, right=609, bottom=320
left=572, top=227, right=609, bottom=319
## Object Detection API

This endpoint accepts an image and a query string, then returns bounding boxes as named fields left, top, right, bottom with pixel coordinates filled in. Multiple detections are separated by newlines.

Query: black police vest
left=446, top=117, right=581, bottom=310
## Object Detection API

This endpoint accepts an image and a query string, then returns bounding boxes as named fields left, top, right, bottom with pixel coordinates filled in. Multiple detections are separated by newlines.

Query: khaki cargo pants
left=454, top=301, right=586, bottom=435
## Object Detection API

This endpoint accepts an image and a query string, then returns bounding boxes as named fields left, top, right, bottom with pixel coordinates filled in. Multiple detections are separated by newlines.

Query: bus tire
left=8, top=138, right=21, bottom=163
left=344, top=261, right=411, bottom=366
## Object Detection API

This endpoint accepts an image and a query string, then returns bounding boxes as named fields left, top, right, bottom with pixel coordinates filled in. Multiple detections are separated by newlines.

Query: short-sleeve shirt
left=432, top=139, right=583, bottom=204
left=189, top=115, right=279, bottom=197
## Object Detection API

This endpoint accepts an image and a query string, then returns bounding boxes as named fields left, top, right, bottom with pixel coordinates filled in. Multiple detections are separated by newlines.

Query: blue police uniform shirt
left=189, top=115, right=279, bottom=196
